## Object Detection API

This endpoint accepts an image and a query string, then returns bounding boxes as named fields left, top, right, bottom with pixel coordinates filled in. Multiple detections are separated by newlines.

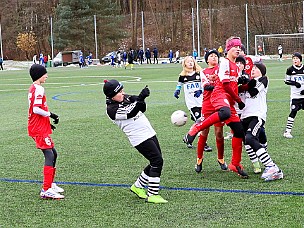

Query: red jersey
left=212, top=58, right=239, bottom=105
left=201, top=66, right=219, bottom=114
left=28, top=84, right=52, bottom=137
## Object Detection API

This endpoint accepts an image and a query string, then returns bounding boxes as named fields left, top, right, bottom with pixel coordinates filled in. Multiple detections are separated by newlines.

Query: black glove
left=138, top=86, right=150, bottom=101
left=50, top=112, right=59, bottom=124
left=247, top=79, right=256, bottom=89
left=194, top=90, right=202, bottom=98
left=295, top=82, right=301, bottom=88
left=238, top=76, right=249, bottom=85
left=238, top=101, right=245, bottom=110
left=300, top=90, right=304, bottom=95
left=51, top=124, right=56, bottom=130
left=248, top=88, right=259, bottom=97
left=204, top=85, right=214, bottom=91
left=174, top=90, right=180, bottom=99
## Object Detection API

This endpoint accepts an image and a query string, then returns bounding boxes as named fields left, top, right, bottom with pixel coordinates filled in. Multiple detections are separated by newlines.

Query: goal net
left=255, top=33, right=304, bottom=57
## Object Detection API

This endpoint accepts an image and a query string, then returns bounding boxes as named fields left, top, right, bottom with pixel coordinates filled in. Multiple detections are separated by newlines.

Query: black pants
left=135, top=136, right=163, bottom=177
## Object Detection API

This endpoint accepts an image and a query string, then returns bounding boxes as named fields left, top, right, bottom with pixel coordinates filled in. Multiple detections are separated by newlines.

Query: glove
left=300, top=90, right=304, bottom=95
left=248, top=88, right=259, bottom=97
left=138, top=85, right=150, bottom=101
left=238, top=101, right=245, bottom=110
left=238, top=76, right=249, bottom=85
left=194, top=90, right=202, bottom=98
left=295, top=82, right=301, bottom=88
left=50, top=112, right=59, bottom=124
left=247, top=79, right=256, bottom=89
left=51, top=124, right=56, bottom=130
left=174, top=90, right=180, bottom=99
left=204, top=85, right=214, bottom=91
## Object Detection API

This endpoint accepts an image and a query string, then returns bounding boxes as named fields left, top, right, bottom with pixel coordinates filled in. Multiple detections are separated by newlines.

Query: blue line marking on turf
left=1, top=178, right=303, bottom=196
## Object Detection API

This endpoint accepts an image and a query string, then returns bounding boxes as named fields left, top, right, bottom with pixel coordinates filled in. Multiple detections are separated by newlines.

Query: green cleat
left=253, top=161, right=262, bottom=174
left=145, top=195, right=168, bottom=204
left=130, top=184, right=147, bottom=199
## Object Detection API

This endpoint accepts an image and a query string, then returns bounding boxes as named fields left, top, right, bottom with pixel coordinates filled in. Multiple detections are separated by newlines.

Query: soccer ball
left=171, top=110, right=188, bottom=126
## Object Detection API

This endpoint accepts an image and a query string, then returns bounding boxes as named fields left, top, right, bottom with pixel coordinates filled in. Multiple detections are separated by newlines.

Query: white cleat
left=264, top=170, right=284, bottom=181
left=261, top=165, right=280, bottom=179
left=52, top=183, right=64, bottom=193
left=283, top=132, right=293, bottom=139
left=40, top=188, right=64, bottom=199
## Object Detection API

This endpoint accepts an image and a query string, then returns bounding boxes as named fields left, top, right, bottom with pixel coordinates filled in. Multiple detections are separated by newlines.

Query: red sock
left=189, top=112, right=221, bottom=136
left=43, top=166, right=54, bottom=191
left=197, top=134, right=207, bottom=159
left=216, top=137, right=225, bottom=159
left=231, top=137, right=243, bottom=166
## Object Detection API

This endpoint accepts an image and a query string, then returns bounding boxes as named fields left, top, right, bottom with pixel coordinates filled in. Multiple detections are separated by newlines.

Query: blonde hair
left=180, top=56, right=202, bottom=76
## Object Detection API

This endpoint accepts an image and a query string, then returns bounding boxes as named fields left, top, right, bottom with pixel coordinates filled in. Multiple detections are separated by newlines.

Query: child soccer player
left=283, top=52, right=304, bottom=138
left=240, top=62, right=283, bottom=181
left=194, top=50, right=227, bottom=173
left=103, top=80, right=167, bottom=203
left=183, top=37, right=248, bottom=178
left=173, top=55, right=212, bottom=152
left=27, top=64, right=64, bottom=199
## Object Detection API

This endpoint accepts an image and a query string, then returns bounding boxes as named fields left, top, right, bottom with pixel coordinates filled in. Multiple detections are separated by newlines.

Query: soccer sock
left=256, top=148, right=275, bottom=167
left=43, top=166, right=54, bottom=191
left=147, top=177, right=160, bottom=196
left=216, top=137, right=225, bottom=160
left=188, top=112, right=221, bottom=136
left=245, top=144, right=259, bottom=163
left=52, top=167, right=56, bottom=183
left=231, top=137, right=243, bottom=166
left=285, top=117, right=294, bottom=132
left=197, top=134, right=207, bottom=159
left=134, top=171, right=149, bottom=188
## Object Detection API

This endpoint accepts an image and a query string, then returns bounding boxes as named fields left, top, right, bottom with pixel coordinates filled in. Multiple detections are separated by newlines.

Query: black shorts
left=291, top=98, right=304, bottom=111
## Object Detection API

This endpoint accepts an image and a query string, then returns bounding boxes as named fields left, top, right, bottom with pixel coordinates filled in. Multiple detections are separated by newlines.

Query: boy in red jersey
left=194, top=50, right=226, bottom=173
left=184, top=37, right=248, bottom=178
left=28, top=64, right=64, bottom=199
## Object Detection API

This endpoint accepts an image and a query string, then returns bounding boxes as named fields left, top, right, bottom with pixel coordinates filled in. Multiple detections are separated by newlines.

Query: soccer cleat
left=217, top=159, right=228, bottom=171
left=130, top=184, right=147, bottom=199
left=228, top=163, right=249, bottom=179
left=252, top=161, right=262, bottom=174
left=283, top=131, right=293, bottom=139
left=40, top=188, right=64, bottom=199
left=183, top=134, right=195, bottom=146
left=195, top=158, right=203, bottom=173
left=224, top=132, right=233, bottom=140
left=204, top=144, right=212, bottom=152
left=261, top=165, right=280, bottom=179
left=145, top=195, right=168, bottom=204
left=264, top=170, right=284, bottom=181
left=52, top=183, right=64, bottom=193
left=186, top=143, right=194, bottom=149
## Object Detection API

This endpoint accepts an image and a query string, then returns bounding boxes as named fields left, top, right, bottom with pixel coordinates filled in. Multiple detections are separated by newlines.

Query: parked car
left=100, top=52, right=117, bottom=64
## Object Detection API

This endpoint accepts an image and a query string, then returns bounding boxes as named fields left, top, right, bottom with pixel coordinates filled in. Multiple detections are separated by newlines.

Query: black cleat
left=183, top=134, right=195, bottom=145
left=204, top=144, right=212, bottom=152
left=195, top=158, right=203, bottom=173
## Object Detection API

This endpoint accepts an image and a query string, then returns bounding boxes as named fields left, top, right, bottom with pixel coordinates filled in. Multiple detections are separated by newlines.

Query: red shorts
left=32, top=135, right=54, bottom=149
left=202, top=104, right=225, bottom=127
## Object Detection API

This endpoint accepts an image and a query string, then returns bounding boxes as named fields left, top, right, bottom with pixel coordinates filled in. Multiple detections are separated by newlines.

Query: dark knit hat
left=29, top=64, right=47, bottom=82
left=103, top=79, right=124, bottom=98
left=240, top=44, right=246, bottom=53
left=254, top=62, right=266, bottom=76
left=236, top=55, right=246, bottom=65
left=205, top=49, right=219, bottom=63
left=292, top=52, right=302, bottom=62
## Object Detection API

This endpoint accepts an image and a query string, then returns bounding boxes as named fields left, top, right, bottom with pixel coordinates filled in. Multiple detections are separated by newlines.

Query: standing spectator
left=33, top=54, right=37, bottom=64
left=138, top=48, right=144, bottom=64
left=173, top=55, right=212, bottom=152
left=103, top=80, right=167, bottom=203
left=168, top=50, right=174, bottom=63
left=175, top=50, right=180, bottom=63
left=0, top=57, right=3, bottom=70
left=218, top=46, right=224, bottom=57
left=43, top=55, right=48, bottom=68
left=122, top=51, right=127, bottom=65
left=145, top=48, right=151, bottom=64
left=183, top=36, right=248, bottom=179
left=278, top=44, right=283, bottom=61
left=193, top=49, right=198, bottom=59
left=283, top=52, right=304, bottom=138
left=116, top=51, right=122, bottom=68
left=27, top=64, right=64, bottom=199
left=39, top=53, right=44, bottom=66
left=153, top=47, right=158, bottom=64
left=240, top=62, right=283, bottom=181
